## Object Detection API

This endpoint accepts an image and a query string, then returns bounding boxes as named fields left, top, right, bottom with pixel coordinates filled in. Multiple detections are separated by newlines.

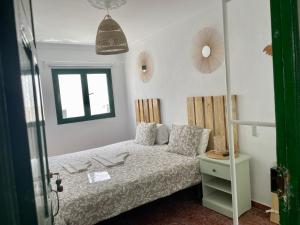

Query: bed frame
left=135, top=98, right=161, bottom=124
left=187, top=95, right=239, bottom=152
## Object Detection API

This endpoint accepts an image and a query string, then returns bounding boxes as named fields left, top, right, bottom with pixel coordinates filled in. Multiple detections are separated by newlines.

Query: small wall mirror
left=202, top=45, right=211, bottom=58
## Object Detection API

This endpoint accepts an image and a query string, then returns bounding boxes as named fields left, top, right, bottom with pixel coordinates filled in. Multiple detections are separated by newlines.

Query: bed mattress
left=49, top=140, right=201, bottom=225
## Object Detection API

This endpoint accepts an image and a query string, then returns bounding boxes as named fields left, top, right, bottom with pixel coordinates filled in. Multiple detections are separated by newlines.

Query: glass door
left=15, top=0, right=52, bottom=224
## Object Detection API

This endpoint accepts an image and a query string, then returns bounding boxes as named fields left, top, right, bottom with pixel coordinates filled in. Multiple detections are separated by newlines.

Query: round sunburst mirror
left=192, top=27, right=224, bottom=74
left=137, top=51, right=153, bottom=82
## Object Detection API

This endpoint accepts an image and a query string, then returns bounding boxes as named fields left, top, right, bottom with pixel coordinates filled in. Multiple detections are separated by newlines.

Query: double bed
left=49, top=140, right=201, bottom=225
left=50, top=96, right=238, bottom=225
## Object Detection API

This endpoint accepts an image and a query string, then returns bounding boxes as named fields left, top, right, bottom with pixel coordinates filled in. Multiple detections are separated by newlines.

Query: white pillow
left=155, top=124, right=169, bottom=145
left=197, top=129, right=211, bottom=155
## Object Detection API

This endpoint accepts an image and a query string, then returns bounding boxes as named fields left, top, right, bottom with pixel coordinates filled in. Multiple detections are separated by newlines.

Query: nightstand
left=199, top=153, right=251, bottom=218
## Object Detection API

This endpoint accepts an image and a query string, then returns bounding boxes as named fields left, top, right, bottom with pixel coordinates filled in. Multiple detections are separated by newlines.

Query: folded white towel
left=62, top=161, right=91, bottom=174
left=92, top=157, right=122, bottom=167
left=93, top=151, right=129, bottom=167
left=62, top=164, right=77, bottom=174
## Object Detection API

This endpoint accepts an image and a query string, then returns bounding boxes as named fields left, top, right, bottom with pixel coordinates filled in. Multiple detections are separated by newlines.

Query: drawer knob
left=212, top=169, right=216, bottom=172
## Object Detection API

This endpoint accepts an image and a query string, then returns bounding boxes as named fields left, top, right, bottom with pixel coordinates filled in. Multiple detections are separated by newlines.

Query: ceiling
left=32, top=0, right=213, bottom=45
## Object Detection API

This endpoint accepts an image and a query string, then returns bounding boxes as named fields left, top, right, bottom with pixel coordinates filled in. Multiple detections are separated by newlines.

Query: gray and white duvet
left=49, top=140, right=201, bottom=225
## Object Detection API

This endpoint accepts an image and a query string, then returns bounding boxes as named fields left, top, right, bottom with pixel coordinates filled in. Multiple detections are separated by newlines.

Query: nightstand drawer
left=200, top=160, right=230, bottom=180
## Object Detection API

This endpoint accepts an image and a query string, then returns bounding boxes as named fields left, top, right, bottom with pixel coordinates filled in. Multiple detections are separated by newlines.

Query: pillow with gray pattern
left=135, top=123, right=157, bottom=146
left=168, top=124, right=203, bottom=157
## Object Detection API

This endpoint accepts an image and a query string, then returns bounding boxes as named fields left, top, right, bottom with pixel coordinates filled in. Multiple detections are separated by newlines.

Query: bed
left=50, top=98, right=201, bottom=225
left=49, top=140, right=201, bottom=225
left=49, top=96, right=238, bottom=225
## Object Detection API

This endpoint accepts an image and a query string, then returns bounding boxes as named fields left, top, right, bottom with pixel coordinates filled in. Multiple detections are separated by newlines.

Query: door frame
left=0, top=46, right=20, bottom=225
left=0, top=0, right=42, bottom=224
left=270, top=0, right=300, bottom=224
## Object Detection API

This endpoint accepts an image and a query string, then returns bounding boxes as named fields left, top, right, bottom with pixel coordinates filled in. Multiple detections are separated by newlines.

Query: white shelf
left=205, top=177, right=232, bottom=194
left=203, top=191, right=233, bottom=218
left=204, top=191, right=232, bottom=209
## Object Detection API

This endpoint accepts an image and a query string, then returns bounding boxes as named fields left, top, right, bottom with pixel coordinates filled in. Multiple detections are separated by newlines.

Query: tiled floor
left=98, top=187, right=276, bottom=225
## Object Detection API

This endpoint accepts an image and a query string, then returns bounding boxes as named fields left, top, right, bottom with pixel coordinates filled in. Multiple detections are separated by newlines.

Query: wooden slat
left=231, top=95, right=239, bottom=151
left=195, top=97, right=205, bottom=127
left=135, top=98, right=161, bottom=124
left=224, top=95, right=239, bottom=151
left=204, top=96, right=214, bottom=149
left=143, top=99, right=150, bottom=122
left=135, top=100, right=140, bottom=123
left=213, top=96, right=226, bottom=137
left=187, top=97, right=196, bottom=125
left=139, top=99, right=144, bottom=122
left=153, top=99, right=161, bottom=123
left=187, top=95, right=239, bottom=152
left=148, top=99, right=154, bottom=123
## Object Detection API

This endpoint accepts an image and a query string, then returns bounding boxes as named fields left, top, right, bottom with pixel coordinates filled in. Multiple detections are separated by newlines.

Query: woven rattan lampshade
left=96, top=14, right=129, bottom=55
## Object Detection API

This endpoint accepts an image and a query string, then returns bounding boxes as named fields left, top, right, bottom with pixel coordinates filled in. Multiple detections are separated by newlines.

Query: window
left=52, top=68, right=115, bottom=124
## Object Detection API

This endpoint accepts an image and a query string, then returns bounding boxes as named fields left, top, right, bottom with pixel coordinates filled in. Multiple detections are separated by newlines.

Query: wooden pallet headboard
left=135, top=99, right=161, bottom=124
left=187, top=95, right=239, bottom=151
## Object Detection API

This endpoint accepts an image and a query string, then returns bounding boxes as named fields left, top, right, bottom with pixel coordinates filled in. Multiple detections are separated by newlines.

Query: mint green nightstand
left=199, top=153, right=251, bottom=218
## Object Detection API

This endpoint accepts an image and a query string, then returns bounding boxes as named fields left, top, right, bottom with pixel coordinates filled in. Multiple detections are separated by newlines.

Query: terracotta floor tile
left=98, top=188, right=276, bottom=225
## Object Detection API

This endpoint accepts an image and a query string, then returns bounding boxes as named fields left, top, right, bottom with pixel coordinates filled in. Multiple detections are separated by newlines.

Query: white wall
left=124, top=0, right=276, bottom=206
left=125, top=1, right=226, bottom=133
left=37, top=43, right=130, bottom=156
left=228, top=0, right=276, bottom=206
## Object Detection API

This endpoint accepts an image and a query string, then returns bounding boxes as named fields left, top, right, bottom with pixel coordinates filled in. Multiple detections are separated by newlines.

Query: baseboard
left=252, top=201, right=270, bottom=211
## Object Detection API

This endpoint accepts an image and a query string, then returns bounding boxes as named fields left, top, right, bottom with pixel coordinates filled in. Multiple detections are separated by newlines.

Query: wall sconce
left=142, top=65, right=147, bottom=73
left=137, top=51, right=153, bottom=82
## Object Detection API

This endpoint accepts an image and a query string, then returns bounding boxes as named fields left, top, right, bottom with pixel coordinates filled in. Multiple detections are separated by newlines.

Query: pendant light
left=88, top=0, right=129, bottom=55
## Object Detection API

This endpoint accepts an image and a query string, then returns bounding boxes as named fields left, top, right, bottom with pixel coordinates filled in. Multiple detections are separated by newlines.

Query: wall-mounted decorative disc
left=137, top=51, right=153, bottom=82
left=192, top=27, right=224, bottom=74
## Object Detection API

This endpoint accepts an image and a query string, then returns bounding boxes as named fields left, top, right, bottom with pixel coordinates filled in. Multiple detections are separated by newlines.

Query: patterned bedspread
left=49, top=140, right=201, bottom=225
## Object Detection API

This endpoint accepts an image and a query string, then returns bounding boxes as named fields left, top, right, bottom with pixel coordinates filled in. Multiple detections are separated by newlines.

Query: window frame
left=52, top=68, right=115, bottom=124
